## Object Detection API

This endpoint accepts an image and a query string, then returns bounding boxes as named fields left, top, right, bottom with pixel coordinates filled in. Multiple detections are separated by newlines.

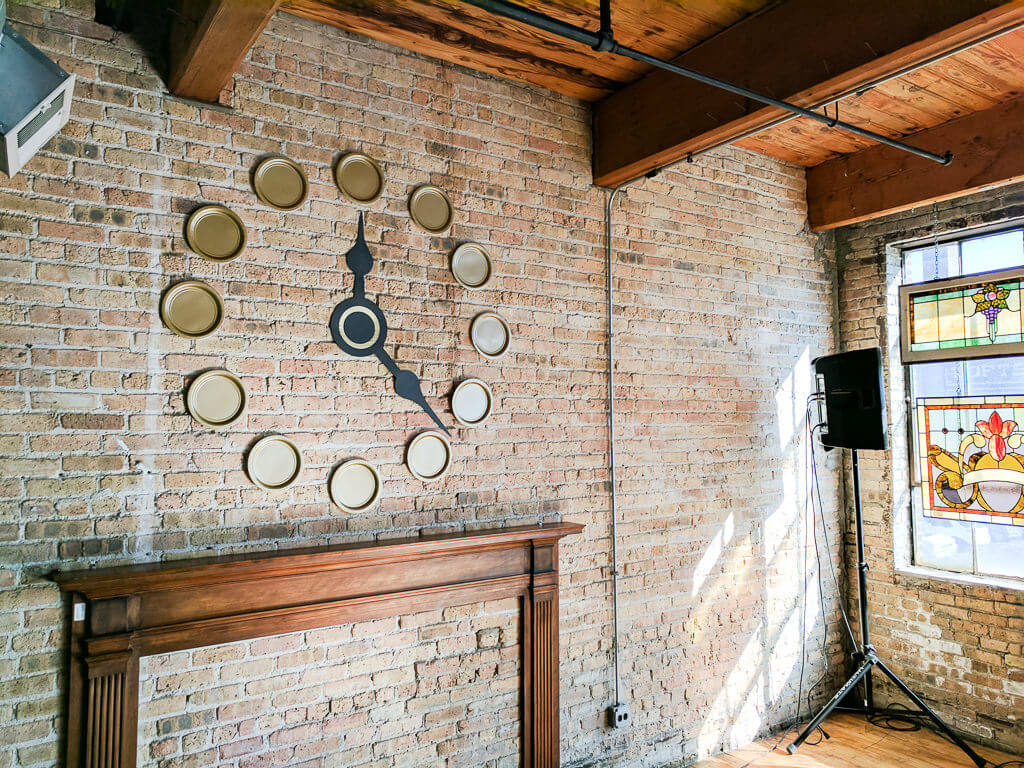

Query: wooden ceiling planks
left=280, top=0, right=776, bottom=100
left=591, top=0, right=1024, bottom=185
left=736, top=27, right=1024, bottom=166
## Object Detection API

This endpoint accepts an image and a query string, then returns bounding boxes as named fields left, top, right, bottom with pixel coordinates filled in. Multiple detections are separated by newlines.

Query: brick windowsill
left=895, top=563, right=1024, bottom=595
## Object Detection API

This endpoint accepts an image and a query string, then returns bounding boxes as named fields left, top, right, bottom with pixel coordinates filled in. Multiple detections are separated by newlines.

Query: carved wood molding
left=54, top=522, right=584, bottom=768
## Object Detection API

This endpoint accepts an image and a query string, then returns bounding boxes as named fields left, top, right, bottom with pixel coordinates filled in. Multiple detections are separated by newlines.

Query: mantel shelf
left=54, top=521, right=584, bottom=599
left=56, top=521, right=583, bottom=768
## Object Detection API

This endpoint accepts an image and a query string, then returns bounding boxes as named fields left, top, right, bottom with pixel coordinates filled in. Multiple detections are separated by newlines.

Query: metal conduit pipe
left=463, top=0, right=954, bottom=166
left=604, top=162, right=689, bottom=714
left=605, top=182, right=625, bottom=709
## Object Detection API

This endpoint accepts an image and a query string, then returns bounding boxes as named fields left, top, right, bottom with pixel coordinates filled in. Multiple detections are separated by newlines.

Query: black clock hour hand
left=346, top=212, right=373, bottom=299
left=373, top=346, right=450, bottom=435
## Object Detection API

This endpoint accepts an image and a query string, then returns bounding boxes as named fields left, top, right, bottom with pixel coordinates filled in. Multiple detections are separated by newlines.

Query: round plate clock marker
left=246, top=435, right=302, bottom=490
left=329, top=213, right=450, bottom=435
left=160, top=280, right=224, bottom=338
left=329, top=459, right=382, bottom=511
left=185, top=204, right=246, bottom=262
left=451, top=378, right=493, bottom=427
left=470, top=312, right=511, bottom=358
left=406, top=430, right=452, bottom=481
left=253, top=156, right=309, bottom=211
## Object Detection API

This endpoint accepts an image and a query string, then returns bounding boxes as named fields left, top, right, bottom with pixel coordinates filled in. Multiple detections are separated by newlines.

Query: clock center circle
left=339, top=305, right=381, bottom=350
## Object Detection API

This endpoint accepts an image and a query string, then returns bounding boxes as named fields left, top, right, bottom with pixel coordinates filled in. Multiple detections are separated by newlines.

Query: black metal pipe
left=464, top=0, right=954, bottom=167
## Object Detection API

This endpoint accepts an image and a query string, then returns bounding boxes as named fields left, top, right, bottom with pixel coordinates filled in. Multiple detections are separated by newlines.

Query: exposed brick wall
left=835, top=186, right=1024, bottom=754
left=0, top=2, right=843, bottom=766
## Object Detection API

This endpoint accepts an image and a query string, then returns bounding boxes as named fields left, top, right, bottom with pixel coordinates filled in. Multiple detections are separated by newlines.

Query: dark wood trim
left=55, top=522, right=583, bottom=768
left=168, top=0, right=281, bottom=103
left=807, top=95, right=1024, bottom=231
left=592, top=0, right=1024, bottom=187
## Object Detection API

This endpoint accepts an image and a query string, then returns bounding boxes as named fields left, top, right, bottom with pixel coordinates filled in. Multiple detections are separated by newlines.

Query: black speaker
left=813, top=347, right=888, bottom=451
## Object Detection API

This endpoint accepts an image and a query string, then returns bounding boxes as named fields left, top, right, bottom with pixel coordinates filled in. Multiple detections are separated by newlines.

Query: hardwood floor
left=693, top=713, right=1022, bottom=768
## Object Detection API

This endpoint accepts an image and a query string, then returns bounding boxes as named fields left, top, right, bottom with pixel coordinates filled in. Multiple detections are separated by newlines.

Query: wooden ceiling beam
left=168, top=0, right=281, bottom=103
left=806, top=95, right=1024, bottom=231
left=592, top=0, right=1024, bottom=188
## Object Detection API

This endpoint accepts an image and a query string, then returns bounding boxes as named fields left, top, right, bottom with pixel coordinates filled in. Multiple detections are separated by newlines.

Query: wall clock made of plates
left=161, top=152, right=508, bottom=512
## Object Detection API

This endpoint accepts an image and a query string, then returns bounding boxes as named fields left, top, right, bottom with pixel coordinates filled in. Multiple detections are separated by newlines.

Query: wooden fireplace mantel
left=54, top=521, right=584, bottom=768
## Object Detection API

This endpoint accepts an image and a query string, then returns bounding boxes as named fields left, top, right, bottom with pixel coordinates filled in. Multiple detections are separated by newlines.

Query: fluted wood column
left=523, top=542, right=561, bottom=768
left=82, top=649, right=138, bottom=768
left=66, top=597, right=140, bottom=768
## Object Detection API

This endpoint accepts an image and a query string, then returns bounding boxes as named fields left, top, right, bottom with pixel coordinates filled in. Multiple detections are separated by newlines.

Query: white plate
left=406, top=431, right=452, bottom=481
left=470, top=312, right=511, bottom=358
left=186, top=369, right=246, bottom=428
left=329, top=459, right=382, bottom=511
left=451, top=379, right=493, bottom=427
left=247, top=435, right=302, bottom=490
left=450, top=243, right=492, bottom=289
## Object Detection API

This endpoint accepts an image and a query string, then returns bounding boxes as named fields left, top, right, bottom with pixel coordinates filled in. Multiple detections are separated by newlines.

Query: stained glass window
left=900, top=268, right=1023, bottom=363
left=902, top=227, right=1024, bottom=580
left=915, top=396, right=1024, bottom=525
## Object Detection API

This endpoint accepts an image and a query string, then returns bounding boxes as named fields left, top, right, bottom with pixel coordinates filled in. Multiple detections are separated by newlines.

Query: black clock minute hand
left=373, top=346, right=450, bottom=436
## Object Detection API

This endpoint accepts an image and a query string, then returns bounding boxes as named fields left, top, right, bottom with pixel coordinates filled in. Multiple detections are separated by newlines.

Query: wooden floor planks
left=693, top=713, right=1022, bottom=768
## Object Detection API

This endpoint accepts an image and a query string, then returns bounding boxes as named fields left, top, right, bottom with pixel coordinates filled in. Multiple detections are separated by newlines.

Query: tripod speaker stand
left=791, top=349, right=987, bottom=766
left=786, top=450, right=987, bottom=768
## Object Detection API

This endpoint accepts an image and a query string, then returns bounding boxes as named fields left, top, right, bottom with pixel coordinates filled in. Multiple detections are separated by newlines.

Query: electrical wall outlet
left=607, top=703, right=631, bottom=729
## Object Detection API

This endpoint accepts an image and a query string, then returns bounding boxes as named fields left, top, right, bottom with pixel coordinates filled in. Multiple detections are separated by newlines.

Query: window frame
left=898, top=224, right=1024, bottom=584
left=898, top=266, right=1024, bottom=363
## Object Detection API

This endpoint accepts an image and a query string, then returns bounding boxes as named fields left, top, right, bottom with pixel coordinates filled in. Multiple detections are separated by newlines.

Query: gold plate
left=160, top=280, right=224, bottom=338
left=335, top=153, right=384, bottom=203
left=329, top=459, right=382, bottom=511
left=186, top=369, right=247, bottom=428
left=408, top=185, right=453, bottom=234
left=247, top=435, right=302, bottom=490
left=406, top=430, right=452, bottom=482
left=451, top=378, right=493, bottom=427
left=253, top=156, right=308, bottom=210
left=470, top=312, right=511, bottom=358
left=185, top=205, right=246, bottom=262
left=450, top=243, right=492, bottom=289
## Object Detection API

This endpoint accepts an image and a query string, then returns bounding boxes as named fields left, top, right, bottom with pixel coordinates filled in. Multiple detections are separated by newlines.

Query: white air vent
left=0, top=19, right=75, bottom=177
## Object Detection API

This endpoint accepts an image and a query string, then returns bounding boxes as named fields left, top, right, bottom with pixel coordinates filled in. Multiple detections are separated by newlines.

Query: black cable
left=803, top=413, right=833, bottom=718
left=806, top=400, right=858, bottom=650
left=866, top=702, right=1024, bottom=768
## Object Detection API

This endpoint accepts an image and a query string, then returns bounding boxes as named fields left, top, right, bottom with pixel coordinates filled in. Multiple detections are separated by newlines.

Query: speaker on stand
left=789, top=347, right=986, bottom=768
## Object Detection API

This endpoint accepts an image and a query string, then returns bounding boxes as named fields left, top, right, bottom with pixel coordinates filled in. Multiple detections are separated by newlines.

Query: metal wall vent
left=0, top=15, right=75, bottom=177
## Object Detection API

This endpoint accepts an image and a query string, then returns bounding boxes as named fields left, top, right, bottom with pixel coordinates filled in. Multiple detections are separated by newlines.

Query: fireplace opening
left=137, top=600, right=521, bottom=768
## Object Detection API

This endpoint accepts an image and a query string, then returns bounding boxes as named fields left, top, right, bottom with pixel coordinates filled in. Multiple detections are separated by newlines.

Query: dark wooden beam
left=593, top=0, right=1024, bottom=188
left=807, top=95, right=1024, bottom=231
left=168, top=0, right=281, bottom=103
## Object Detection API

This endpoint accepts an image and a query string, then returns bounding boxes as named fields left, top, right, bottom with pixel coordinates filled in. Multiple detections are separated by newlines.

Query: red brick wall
left=835, top=187, right=1024, bottom=754
left=0, top=2, right=844, bottom=766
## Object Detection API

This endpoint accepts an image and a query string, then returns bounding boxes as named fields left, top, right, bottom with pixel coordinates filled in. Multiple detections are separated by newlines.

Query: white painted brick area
left=0, top=1, right=847, bottom=766
left=835, top=185, right=1024, bottom=754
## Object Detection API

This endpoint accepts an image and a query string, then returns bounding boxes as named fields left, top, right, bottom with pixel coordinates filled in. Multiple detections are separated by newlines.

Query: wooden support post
left=168, top=0, right=281, bottom=103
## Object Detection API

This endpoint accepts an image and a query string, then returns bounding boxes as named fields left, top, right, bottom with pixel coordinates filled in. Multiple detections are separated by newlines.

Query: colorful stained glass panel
left=915, top=395, right=1024, bottom=525
left=901, top=268, right=1024, bottom=362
